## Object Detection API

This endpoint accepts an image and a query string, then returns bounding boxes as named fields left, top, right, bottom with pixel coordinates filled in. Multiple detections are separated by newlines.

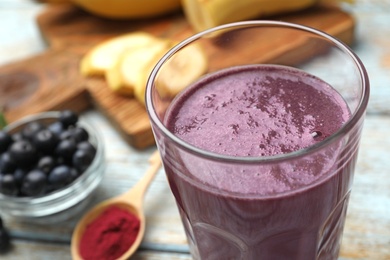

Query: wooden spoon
left=71, top=150, right=162, bottom=260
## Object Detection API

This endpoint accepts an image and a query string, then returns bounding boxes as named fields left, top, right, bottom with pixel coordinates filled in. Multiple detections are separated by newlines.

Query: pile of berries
left=0, top=111, right=97, bottom=197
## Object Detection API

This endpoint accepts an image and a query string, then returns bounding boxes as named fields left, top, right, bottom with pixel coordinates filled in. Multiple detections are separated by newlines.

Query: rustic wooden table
left=1, top=0, right=389, bottom=259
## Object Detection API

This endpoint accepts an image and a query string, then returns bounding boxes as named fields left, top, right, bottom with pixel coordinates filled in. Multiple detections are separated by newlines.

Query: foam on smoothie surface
left=164, top=65, right=351, bottom=195
left=166, top=65, right=350, bottom=157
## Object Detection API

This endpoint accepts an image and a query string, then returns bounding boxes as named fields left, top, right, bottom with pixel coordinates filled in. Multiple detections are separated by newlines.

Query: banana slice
left=106, top=39, right=172, bottom=97
left=156, top=43, right=208, bottom=98
left=134, top=43, right=208, bottom=105
left=133, top=53, right=165, bottom=105
left=80, top=32, right=159, bottom=76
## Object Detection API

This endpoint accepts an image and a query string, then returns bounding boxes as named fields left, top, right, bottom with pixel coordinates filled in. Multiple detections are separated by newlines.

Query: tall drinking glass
left=145, top=21, right=369, bottom=259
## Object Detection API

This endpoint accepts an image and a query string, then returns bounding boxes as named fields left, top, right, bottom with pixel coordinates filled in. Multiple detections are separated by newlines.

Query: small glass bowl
left=0, top=111, right=105, bottom=223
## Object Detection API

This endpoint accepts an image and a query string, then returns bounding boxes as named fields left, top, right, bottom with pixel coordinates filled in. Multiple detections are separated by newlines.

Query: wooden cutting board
left=0, top=3, right=355, bottom=149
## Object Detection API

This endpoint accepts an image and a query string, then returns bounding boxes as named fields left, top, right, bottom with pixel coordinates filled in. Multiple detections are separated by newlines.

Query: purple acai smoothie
left=162, top=65, right=356, bottom=259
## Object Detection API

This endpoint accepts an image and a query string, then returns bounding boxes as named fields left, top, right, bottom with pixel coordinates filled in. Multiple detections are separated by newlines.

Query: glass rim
left=145, top=20, right=370, bottom=163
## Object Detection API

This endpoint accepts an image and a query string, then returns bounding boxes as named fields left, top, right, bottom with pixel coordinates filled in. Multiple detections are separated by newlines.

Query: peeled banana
left=181, top=0, right=354, bottom=32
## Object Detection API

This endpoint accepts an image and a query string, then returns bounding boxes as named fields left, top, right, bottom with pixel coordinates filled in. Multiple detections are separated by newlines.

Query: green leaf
left=0, top=111, right=7, bottom=129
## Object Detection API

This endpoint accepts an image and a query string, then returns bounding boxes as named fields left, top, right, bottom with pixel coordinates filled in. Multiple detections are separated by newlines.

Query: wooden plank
left=340, top=115, right=390, bottom=259
left=133, top=252, right=192, bottom=260
left=0, top=241, right=71, bottom=260
left=0, top=241, right=191, bottom=260
left=346, top=5, right=390, bottom=115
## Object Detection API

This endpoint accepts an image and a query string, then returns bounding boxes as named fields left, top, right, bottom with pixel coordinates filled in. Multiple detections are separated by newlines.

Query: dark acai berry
left=37, top=156, right=56, bottom=175
left=0, top=110, right=96, bottom=198
left=77, top=141, right=97, bottom=158
left=48, top=165, right=73, bottom=189
left=11, top=132, right=23, bottom=142
left=59, top=129, right=75, bottom=141
left=0, top=228, right=10, bottom=254
left=69, top=167, right=79, bottom=181
left=73, top=149, right=94, bottom=173
left=0, top=153, right=16, bottom=173
left=21, top=121, right=44, bottom=140
left=13, top=168, right=27, bottom=186
left=59, top=127, right=89, bottom=145
left=33, top=129, right=59, bottom=154
left=59, top=110, right=78, bottom=128
left=56, top=139, right=77, bottom=161
left=47, top=121, right=64, bottom=138
left=0, top=131, right=12, bottom=153
left=9, top=140, right=37, bottom=168
left=72, top=127, right=89, bottom=142
left=0, top=217, right=11, bottom=253
left=0, top=174, right=18, bottom=196
left=21, top=169, right=47, bottom=197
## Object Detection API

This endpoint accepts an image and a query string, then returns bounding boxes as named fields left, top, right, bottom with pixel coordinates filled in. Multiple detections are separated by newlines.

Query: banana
left=134, top=42, right=208, bottom=105
left=182, top=0, right=317, bottom=32
left=155, top=43, right=208, bottom=98
left=80, top=31, right=208, bottom=105
left=106, top=39, right=172, bottom=97
left=80, top=32, right=161, bottom=77
left=70, top=0, right=181, bottom=19
left=133, top=54, right=163, bottom=105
